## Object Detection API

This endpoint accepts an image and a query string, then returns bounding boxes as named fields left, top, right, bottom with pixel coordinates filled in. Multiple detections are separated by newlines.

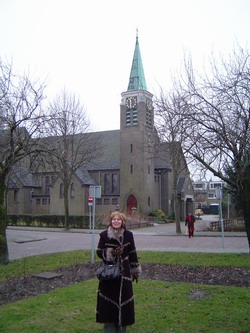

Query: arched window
left=70, top=183, right=75, bottom=198
left=14, top=189, right=19, bottom=202
left=60, top=183, right=64, bottom=198
left=45, top=176, right=50, bottom=195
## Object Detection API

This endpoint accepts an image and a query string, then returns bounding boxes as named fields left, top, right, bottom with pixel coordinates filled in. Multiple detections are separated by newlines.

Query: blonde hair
left=108, top=211, right=127, bottom=229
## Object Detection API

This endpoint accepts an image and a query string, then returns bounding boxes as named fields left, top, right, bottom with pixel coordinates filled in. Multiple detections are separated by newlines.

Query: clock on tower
left=126, top=96, right=137, bottom=109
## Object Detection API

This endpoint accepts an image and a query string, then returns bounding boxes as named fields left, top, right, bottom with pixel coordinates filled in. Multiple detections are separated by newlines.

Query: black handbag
left=96, top=259, right=121, bottom=280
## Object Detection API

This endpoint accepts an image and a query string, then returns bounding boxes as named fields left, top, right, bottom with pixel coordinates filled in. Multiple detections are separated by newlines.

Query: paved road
left=6, top=217, right=249, bottom=260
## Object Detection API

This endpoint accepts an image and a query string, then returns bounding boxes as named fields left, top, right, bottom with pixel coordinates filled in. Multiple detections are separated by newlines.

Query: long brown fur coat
left=96, top=226, right=141, bottom=327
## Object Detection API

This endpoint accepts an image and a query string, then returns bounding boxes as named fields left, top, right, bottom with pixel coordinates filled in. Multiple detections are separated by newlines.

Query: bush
left=7, top=215, right=90, bottom=229
left=150, top=209, right=166, bottom=220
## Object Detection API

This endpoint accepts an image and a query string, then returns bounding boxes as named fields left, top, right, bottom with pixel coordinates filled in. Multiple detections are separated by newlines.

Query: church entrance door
left=127, top=194, right=137, bottom=214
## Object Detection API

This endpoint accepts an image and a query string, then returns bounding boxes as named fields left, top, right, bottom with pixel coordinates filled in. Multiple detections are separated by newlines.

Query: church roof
left=75, top=168, right=96, bottom=185
left=154, top=142, right=172, bottom=170
left=127, top=35, right=147, bottom=91
left=86, top=130, right=172, bottom=172
left=8, top=166, right=38, bottom=189
left=86, top=130, right=120, bottom=170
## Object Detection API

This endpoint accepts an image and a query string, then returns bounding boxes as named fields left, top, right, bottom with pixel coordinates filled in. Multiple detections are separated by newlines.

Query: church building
left=7, top=35, right=194, bottom=219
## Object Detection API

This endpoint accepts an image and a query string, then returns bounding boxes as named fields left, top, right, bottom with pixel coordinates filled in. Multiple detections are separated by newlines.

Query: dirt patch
left=0, top=263, right=249, bottom=306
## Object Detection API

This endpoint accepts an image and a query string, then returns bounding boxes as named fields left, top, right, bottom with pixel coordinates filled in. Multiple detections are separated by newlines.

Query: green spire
left=127, top=35, right=147, bottom=91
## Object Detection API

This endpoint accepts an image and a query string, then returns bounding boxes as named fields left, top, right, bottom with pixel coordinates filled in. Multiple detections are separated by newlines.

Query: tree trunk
left=0, top=178, right=9, bottom=264
left=244, top=214, right=250, bottom=254
left=241, top=165, right=250, bottom=253
left=175, top=211, right=182, bottom=234
left=174, top=192, right=182, bottom=234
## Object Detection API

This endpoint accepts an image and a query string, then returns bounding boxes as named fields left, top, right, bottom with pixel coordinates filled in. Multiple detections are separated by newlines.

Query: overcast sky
left=1, top=0, right=250, bottom=132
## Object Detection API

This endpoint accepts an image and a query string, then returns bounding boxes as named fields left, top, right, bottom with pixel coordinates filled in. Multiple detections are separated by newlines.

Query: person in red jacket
left=185, top=213, right=196, bottom=238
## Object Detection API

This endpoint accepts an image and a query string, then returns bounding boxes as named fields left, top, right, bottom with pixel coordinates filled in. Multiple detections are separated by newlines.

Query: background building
left=7, top=36, right=194, bottom=219
left=193, top=179, right=225, bottom=214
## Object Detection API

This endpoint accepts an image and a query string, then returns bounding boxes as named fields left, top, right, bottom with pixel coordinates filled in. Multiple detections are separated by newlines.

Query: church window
left=112, top=198, right=118, bottom=205
left=96, top=198, right=102, bottom=205
left=104, top=198, right=110, bottom=205
left=104, top=173, right=119, bottom=194
left=70, top=183, right=75, bottom=198
left=60, top=183, right=64, bottom=198
left=126, top=110, right=138, bottom=126
left=112, top=174, right=118, bottom=193
left=126, top=110, right=131, bottom=125
left=154, top=175, right=160, bottom=182
left=14, top=190, right=19, bottom=202
left=45, top=176, right=50, bottom=195
left=130, top=165, right=133, bottom=174
left=104, top=174, right=111, bottom=193
left=148, top=196, right=151, bottom=207
left=146, top=110, right=152, bottom=127
left=130, top=144, right=133, bottom=153
left=148, top=165, right=150, bottom=174
left=132, top=110, right=138, bottom=125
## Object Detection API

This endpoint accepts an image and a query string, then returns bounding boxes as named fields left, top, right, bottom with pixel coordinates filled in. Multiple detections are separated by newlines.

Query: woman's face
left=111, top=214, right=123, bottom=229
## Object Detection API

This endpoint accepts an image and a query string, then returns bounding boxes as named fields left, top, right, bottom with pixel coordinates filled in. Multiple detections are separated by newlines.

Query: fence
left=210, top=218, right=245, bottom=231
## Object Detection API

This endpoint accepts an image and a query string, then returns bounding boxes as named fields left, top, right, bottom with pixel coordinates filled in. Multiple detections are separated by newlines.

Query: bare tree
left=0, top=59, right=46, bottom=264
left=40, top=89, right=101, bottom=229
left=155, top=90, right=192, bottom=233
left=159, top=46, right=250, bottom=252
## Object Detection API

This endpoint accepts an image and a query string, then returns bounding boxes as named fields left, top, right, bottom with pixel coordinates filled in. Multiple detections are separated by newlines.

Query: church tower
left=120, top=34, right=155, bottom=215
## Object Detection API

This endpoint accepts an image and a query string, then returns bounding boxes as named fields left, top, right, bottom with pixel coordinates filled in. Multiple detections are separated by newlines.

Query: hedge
left=7, top=214, right=93, bottom=229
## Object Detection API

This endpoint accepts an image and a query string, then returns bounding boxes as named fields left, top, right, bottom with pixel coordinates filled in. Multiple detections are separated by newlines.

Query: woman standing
left=96, top=211, right=141, bottom=333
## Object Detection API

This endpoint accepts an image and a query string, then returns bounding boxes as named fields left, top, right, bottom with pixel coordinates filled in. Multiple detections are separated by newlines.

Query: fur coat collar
left=107, top=226, right=124, bottom=244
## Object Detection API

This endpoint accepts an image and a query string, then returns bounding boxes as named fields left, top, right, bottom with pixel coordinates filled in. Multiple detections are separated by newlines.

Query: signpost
left=88, top=197, right=93, bottom=233
left=88, top=186, right=101, bottom=263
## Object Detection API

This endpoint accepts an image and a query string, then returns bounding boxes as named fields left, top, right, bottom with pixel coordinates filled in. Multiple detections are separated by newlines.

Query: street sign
left=89, top=185, right=101, bottom=198
left=215, top=187, right=221, bottom=199
left=88, top=197, right=93, bottom=206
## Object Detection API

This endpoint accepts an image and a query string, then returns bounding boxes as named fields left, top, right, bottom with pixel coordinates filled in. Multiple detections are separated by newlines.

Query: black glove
left=133, top=273, right=139, bottom=283
left=113, top=246, right=123, bottom=257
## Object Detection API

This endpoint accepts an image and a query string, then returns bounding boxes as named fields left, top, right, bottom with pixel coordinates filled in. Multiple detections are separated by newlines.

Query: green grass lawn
left=0, top=279, right=249, bottom=333
left=0, top=251, right=249, bottom=333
